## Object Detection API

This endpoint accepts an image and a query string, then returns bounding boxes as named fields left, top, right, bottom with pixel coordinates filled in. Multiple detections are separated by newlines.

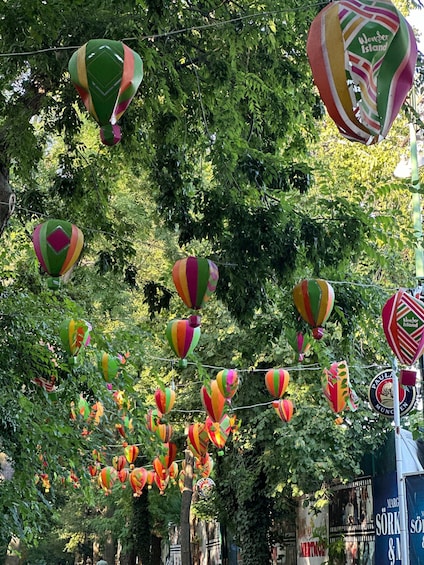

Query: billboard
left=405, top=472, right=424, bottom=565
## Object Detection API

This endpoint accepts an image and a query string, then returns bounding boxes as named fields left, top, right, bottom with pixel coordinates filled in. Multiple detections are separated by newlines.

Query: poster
left=405, top=472, right=424, bottom=565
left=297, top=496, right=328, bottom=564
left=373, top=471, right=401, bottom=565
left=330, top=477, right=375, bottom=564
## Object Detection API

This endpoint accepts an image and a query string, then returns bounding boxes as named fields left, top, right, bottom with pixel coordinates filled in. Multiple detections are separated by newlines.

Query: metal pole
left=409, top=114, right=424, bottom=281
left=392, top=359, right=409, bottom=564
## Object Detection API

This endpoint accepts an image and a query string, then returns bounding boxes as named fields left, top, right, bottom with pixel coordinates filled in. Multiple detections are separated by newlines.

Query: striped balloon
left=166, top=319, right=201, bottom=367
left=205, top=415, right=232, bottom=449
left=155, top=423, right=173, bottom=443
left=154, top=387, right=176, bottom=414
left=307, top=0, right=417, bottom=145
left=188, top=422, right=210, bottom=458
left=129, top=467, right=147, bottom=496
left=124, top=445, right=139, bottom=468
left=200, top=380, right=226, bottom=422
left=145, top=408, right=162, bottom=432
left=293, top=279, right=335, bottom=340
left=216, top=369, right=239, bottom=399
left=60, top=318, right=91, bottom=357
left=264, top=369, right=290, bottom=398
left=172, top=257, right=219, bottom=324
left=68, top=39, right=143, bottom=146
left=382, top=290, right=424, bottom=366
left=33, top=219, right=84, bottom=289
left=158, top=442, right=177, bottom=469
left=98, top=466, right=118, bottom=493
left=272, top=399, right=294, bottom=423
left=322, top=361, right=349, bottom=414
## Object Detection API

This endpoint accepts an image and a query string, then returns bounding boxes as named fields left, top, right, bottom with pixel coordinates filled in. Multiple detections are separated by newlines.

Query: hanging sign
left=368, top=370, right=416, bottom=418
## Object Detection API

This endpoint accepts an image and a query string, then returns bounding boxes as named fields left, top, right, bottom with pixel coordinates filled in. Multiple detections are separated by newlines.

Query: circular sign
left=196, top=477, right=215, bottom=499
left=368, top=369, right=416, bottom=418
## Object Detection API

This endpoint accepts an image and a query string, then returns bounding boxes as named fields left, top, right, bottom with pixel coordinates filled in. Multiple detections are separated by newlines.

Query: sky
left=409, top=8, right=424, bottom=48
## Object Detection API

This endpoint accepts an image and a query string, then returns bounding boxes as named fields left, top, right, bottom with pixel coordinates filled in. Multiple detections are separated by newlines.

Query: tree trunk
left=180, top=449, right=194, bottom=565
left=0, top=169, right=14, bottom=237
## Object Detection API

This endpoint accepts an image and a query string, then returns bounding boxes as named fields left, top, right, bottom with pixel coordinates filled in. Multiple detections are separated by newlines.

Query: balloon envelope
left=264, top=369, right=290, bottom=399
left=188, top=422, right=210, bottom=458
left=33, top=219, right=84, bottom=289
left=154, top=387, right=176, bottom=414
left=201, top=380, right=226, bottom=422
left=68, top=39, right=143, bottom=145
left=60, top=319, right=91, bottom=357
left=172, top=256, right=219, bottom=311
left=322, top=361, right=350, bottom=413
left=166, top=319, right=201, bottom=365
left=307, top=0, right=417, bottom=145
left=382, top=290, right=424, bottom=366
left=293, top=279, right=334, bottom=339
left=216, top=369, right=239, bottom=399
left=272, top=399, right=294, bottom=423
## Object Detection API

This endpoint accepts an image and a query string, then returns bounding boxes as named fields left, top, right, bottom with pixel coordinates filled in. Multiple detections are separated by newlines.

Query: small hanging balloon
left=322, top=361, right=350, bottom=414
left=68, top=39, right=143, bottom=146
left=155, top=423, right=173, bottom=443
left=33, top=219, right=84, bottom=289
left=200, top=380, right=226, bottom=422
left=98, top=466, right=118, bottom=494
left=129, top=467, right=148, bottom=497
left=158, top=442, right=177, bottom=469
left=292, top=278, right=335, bottom=340
left=154, top=387, right=176, bottom=414
left=272, top=399, right=294, bottom=423
left=205, top=415, right=232, bottom=449
left=172, top=256, right=219, bottom=327
left=166, top=319, right=201, bottom=368
left=98, top=352, right=125, bottom=382
left=307, top=0, right=417, bottom=145
left=264, top=369, right=290, bottom=399
left=60, top=319, right=91, bottom=358
left=196, top=452, right=214, bottom=478
left=287, top=330, right=312, bottom=362
left=145, top=408, right=162, bottom=433
left=112, top=455, right=127, bottom=472
left=188, top=422, right=210, bottom=458
left=216, top=369, right=239, bottom=400
left=124, top=445, right=139, bottom=468
left=118, top=468, right=129, bottom=486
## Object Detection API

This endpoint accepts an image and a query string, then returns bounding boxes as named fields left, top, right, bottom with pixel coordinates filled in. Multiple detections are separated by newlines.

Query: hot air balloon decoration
left=145, top=408, right=162, bottom=433
left=272, top=399, right=294, bottom=423
left=188, top=422, right=210, bottom=458
left=216, top=369, right=239, bottom=400
left=98, top=352, right=125, bottom=382
left=166, top=319, right=201, bottom=367
left=307, top=0, right=417, bottom=145
left=172, top=256, right=219, bottom=327
left=382, top=289, right=424, bottom=386
left=196, top=452, right=214, bottom=478
left=293, top=278, right=335, bottom=340
left=124, top=445, right=139, bottom=469
left=322, top=360, right=358, bottom=414
left=60, top=319, right=91, bottom=358
left=129, top=467, right=148, bottom=497
left=201, top=380, right=226, bottom=422
left=287, top=330, right=312, bottom=362
left=265, top=369, right=290, bottom=399
left=205, top=415, right=232, bottom=449
left=98, top=466, right=118, bottom=494
left=158, top=442, right=177, bottom=470
left=155, top=423, right=173, bottom=443
left=33, top=219, right=84, bottom=289
left=154, top=387, right=176, bottom=414
left=68, top=39, right=143, bottom=146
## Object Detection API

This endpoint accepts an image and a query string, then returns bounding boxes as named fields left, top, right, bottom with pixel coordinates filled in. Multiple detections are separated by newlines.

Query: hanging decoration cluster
left=307, top=0, right=417, bottom=145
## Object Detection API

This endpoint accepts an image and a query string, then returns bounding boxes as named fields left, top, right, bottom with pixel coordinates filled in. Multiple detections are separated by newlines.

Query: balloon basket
left=399, top=369, right=417, bottom=387
left=47, top=277, right=61, bottom=290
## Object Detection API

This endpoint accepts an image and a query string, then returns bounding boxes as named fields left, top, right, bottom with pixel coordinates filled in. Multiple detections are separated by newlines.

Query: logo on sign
left=368, top=370, right=416, bottom=418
